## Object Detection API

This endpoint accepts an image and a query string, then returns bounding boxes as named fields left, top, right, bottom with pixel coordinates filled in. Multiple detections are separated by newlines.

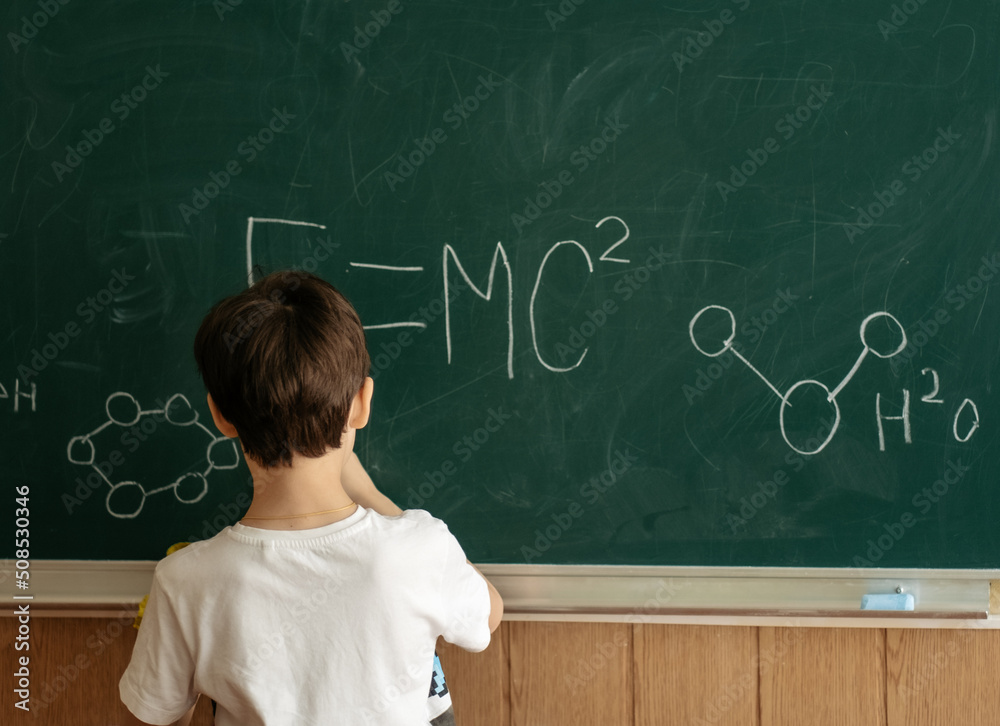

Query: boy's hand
left=342, top=453, right=403, bottom=516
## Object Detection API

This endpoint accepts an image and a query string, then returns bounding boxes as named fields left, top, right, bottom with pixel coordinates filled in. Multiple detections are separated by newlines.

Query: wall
left=2, top=617, right=1000, bottom=724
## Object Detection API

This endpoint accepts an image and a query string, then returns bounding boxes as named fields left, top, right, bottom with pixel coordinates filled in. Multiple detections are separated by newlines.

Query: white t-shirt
left=120, top=507, right=491, bottom=726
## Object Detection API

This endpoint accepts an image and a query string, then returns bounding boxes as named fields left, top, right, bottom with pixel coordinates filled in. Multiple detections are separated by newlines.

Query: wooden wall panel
left=0, top=616, right=273, bottom=725
left=0, top=614, right=140, bottom=724
left=508, top=621, right=632, bottom=726
left=759, top=628, right=886, bottom=726
left=437, top=622, right=510, bottom=726
left=634, top=624, right=758, bottom=726
left=8, top=616, right=1000, bottom=726
left=887, top=628, right=1000, bottom=725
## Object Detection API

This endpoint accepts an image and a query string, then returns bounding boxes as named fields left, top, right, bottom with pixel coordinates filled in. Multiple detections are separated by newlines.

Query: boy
left=120, top=270, right=503, bottom=725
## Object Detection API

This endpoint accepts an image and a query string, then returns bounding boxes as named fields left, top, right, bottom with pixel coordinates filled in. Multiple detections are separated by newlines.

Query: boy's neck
left=240, top=447, right=357, bottom=530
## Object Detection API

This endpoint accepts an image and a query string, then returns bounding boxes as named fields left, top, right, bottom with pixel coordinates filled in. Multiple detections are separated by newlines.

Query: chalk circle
left=779, top=379, right=841, bottom=456
left=67, top=436, right=96, bottom=465
left=164, top=393, right=198, bottom=426
left=106, top=481, right=145, bottom=519
left=953, top=398, right=980, bottom=443
left=859, top=312, right=907, bottom=358
left=207, top=438, right=241, bottom=470
left=105, top=392, right=142, bottom=427
left=689, top=305, right=736, bottom=357
left=173, top=472, right=208, bottom=504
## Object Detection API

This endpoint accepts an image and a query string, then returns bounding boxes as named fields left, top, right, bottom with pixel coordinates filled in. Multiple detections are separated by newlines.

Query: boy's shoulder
left=150, top=536, right=223, bottom=585
left=150, top=509, right=457, bottom=584
left=154, top=508, right=446, bottom=557
left=375, top=507, right=437, bottom=527
left=367, top=509, right=470, bottom=566
left=369, top=508, right=452, bottom=542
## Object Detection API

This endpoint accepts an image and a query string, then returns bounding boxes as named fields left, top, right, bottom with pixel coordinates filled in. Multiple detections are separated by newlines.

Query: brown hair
left=193, top=270, right=370, bottom=467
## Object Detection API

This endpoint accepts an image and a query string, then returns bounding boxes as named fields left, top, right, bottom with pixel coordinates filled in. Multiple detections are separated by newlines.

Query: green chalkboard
left=3, top=0, right=998, bottom=568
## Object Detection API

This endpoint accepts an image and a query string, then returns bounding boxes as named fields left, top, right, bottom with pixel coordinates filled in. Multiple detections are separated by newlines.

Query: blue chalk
left=861, top=593, right=915, bottom=611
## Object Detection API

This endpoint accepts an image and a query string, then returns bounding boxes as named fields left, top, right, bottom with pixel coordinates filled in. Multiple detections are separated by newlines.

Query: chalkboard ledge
left=1, top=560, right=152, bottom=619
left=482, top=565, right=1000, bottom=629
left=3, top=561, right=1000, bottom=629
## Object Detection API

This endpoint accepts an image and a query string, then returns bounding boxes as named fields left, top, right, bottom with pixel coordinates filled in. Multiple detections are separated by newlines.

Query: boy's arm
left=468, top=561, right=504, bottom=633
left=342, top=452, right=403, bottom=515
left=344, top=454, right=503, bottom=630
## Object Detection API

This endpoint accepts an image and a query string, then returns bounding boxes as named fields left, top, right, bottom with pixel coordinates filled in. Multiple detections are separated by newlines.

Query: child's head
left=194, top=270, right=370, bottom=467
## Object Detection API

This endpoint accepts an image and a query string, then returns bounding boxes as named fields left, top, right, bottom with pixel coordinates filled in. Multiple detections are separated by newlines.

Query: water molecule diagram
left=689, top=306, right=981, bottom=455
left=67, top=392, right=239, bottom=519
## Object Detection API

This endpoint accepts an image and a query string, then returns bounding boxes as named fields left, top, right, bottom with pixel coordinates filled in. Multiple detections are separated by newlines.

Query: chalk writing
left=67, top=392, right=238, bottom=519
left=246, top=215, right=640, bottom=379
left=0, top=379, right=36, bottom=413
left=690, top=307, right=980, bottom=454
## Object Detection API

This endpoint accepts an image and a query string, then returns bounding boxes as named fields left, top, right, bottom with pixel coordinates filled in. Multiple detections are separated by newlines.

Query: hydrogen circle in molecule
left=859, top=311, right=908, bottom=359
left=689, top=305, right=736, bottom=358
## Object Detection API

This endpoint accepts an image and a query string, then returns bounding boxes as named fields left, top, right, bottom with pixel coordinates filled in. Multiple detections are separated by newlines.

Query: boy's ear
left=206, top=394, right=239, bottom=438
left=348, top=377, right=374, bottom=430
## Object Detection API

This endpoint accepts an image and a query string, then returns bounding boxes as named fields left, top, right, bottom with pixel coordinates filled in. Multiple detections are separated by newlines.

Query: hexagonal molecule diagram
left=67, top=392, right=239, bottom=519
